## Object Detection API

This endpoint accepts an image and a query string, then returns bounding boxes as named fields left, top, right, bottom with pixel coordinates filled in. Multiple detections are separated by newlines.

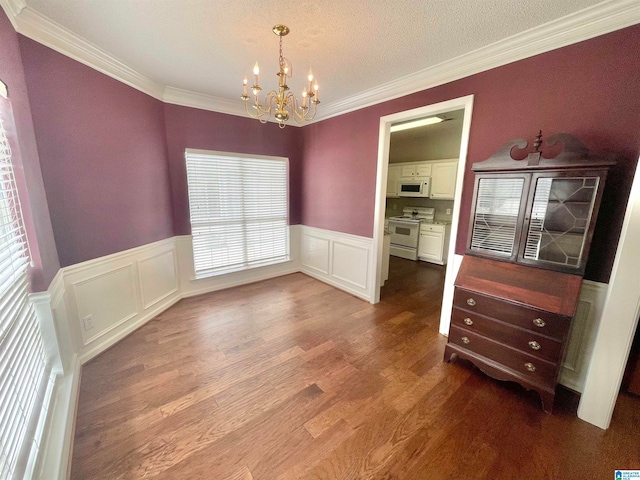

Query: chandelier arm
left=254, top=91, right=279, bottom=119
left=287, top=92, right=318, bottom=124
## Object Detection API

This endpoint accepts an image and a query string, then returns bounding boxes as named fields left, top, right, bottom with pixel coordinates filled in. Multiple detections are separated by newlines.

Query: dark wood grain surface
left=70, top=257, right=639, bottom=479
left=455, top=255, right=582, bottom=317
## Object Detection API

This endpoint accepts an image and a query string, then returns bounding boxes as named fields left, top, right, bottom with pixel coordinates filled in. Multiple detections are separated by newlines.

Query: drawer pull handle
left=528, top=341, right=541, bottom=351
left=461, top=336, right=470, bottom=344
left=466, top=298, right=476, bottom=307
left=533, top=318, right=546, bottom=328
left=463, top=318, right=473, bottom=326
left=524, top=362, right=536, bottom=372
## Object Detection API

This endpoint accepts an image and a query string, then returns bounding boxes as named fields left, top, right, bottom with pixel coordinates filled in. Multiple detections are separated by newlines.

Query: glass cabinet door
left=469, top=176, right=527, bottom=259
left=520, top=175, right=600, bottom=270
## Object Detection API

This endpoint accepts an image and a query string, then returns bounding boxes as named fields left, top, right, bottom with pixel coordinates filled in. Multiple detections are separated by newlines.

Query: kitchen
left=381, top=109, right=464, bottom=295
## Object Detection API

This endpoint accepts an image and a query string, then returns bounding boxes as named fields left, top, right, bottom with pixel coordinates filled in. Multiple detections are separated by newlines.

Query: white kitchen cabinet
left=416, top=164, right=432, bottom=177
left=386, top=165, right=401, bottom=197
left=430, top=161, right=458, bottom=199
left=418, top=223, right=451, bottom=265
left=400, top=164, right=417, bottom=177
left=399, top=163, right=432, bottom=177
left=388, top=160, right=456, bottom=198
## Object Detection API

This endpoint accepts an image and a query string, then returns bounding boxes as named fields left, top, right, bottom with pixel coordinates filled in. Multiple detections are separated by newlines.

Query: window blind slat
left=185, top=151, right=289, bottom=279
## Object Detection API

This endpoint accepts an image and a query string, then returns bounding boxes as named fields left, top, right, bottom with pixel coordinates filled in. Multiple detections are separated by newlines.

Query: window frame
left=184, top=149, right=291, bottom=279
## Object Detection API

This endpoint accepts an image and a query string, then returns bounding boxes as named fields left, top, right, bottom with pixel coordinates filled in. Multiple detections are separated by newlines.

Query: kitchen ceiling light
left=390, top=116, right=444, bottom=132
left=241, top=25, right=320, bottom=129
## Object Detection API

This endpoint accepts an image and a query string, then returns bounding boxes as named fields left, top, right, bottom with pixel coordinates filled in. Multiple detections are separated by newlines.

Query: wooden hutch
left=444, top=132, right=616, bottom=412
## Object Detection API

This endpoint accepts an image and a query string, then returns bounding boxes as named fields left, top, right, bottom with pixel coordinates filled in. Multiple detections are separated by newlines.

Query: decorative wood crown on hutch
left=466, top=131, right=615, bottom=275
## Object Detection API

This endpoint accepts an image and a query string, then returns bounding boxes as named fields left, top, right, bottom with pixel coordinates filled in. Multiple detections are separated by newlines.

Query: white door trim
left=370, top=94, right=474, bottom=329
left=577, top=153, right=640, bottom=429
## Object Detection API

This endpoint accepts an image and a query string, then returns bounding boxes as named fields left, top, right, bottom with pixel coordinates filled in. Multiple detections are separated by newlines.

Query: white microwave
left=398, top=177, right=431, bottom=197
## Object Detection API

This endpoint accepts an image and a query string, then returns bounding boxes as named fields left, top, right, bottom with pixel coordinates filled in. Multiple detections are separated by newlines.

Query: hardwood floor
left=70, top=257, right=640, bottom=479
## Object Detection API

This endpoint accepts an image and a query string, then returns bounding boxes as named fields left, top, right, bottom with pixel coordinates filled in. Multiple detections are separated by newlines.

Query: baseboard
left=300, top=267, right=371, bottom=302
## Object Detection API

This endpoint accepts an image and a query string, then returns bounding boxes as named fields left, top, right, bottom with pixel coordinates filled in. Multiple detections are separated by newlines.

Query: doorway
left=371, top=95, right=474, bottom=337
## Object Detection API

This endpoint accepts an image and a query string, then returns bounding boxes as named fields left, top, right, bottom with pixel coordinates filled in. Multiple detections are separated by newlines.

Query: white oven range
left=388, top=207, right=435, bottom=260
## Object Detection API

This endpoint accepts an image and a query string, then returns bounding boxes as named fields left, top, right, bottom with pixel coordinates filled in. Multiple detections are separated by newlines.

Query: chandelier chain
left=279, top=35, right=284, bottom=69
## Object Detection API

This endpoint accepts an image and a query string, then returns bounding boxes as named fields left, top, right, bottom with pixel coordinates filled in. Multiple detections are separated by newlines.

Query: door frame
left=370, top=94, right=474, bottom=338
left=577, top=153, right=640, bottom=429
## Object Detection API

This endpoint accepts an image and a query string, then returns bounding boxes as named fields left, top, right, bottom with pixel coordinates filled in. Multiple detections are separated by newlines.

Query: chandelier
left=241, top=25, right=320, bottom=128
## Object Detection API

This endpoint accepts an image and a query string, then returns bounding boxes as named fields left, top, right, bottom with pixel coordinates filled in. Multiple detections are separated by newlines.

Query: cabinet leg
left=443, top=345, right=457, bottom=363
left=539, top=390, right=555, bottom=414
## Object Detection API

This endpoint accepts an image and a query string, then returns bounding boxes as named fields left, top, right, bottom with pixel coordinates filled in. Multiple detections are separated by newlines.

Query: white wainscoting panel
left=60, top=237, right=181, bottom=362
left=301, top=234, right=330, bottom=274
left=560, top=280, right=608, bottom=393
left=300, top=226, right=373, bottom=301
left=74, top=264, right=138, bottom=346
left=29, top=274, right=64, bottom=376
left=332, top=241, right=369, bottom=290
left=138, top=248, right=179, bottom=310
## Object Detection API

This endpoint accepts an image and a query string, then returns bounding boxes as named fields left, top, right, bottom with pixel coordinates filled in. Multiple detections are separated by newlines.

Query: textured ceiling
left=25, top=0, right=607, bottom=108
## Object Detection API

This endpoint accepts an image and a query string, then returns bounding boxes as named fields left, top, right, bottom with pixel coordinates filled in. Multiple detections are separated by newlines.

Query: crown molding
left=163, top=87, right=249, bottom=118
left=1, top=0, right=639, bottom=123
left=0, top=0, right=25, bottom=29
left=3, top=4, right=165, bottom=100
left=312, top=0, right=640, bottom=123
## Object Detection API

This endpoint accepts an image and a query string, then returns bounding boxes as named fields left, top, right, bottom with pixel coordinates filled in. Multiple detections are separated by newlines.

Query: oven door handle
left=389, top=220, right=420, bottom=226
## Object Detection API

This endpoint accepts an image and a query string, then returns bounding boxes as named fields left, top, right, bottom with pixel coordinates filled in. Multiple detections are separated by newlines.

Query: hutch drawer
left=451, top=307, right=563, bottom=363
left=449, top=325, right=557, bottom=387
left=453, top=288, right=571, bottom=340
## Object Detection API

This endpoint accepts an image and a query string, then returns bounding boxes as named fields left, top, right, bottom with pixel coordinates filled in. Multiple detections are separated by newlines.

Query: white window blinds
left=185, top=150, right=290, bottom=278
left=0, top=108, right=51, bottom=478
left=470, top=177, right=525, bottom=256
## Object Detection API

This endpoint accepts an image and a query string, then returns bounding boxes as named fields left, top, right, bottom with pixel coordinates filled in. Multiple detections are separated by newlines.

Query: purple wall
left=0, top=10, right=59, bottom=291
left=5, top=9, right=639, bottom=285
left=163, top=104, right=303, bottom=235
left=18, top=37, right=174, bottom=267
left=300, top=25, right=640, bottom=284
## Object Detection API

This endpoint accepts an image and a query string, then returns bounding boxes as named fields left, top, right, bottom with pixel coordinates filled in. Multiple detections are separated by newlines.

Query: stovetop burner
left=389, top=206, right=436, bottom=224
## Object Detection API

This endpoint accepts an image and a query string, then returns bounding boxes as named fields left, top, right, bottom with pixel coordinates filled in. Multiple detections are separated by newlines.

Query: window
left=0, top=87, right=52, bottom=478
left=185, top=150, right=290, bottom=278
